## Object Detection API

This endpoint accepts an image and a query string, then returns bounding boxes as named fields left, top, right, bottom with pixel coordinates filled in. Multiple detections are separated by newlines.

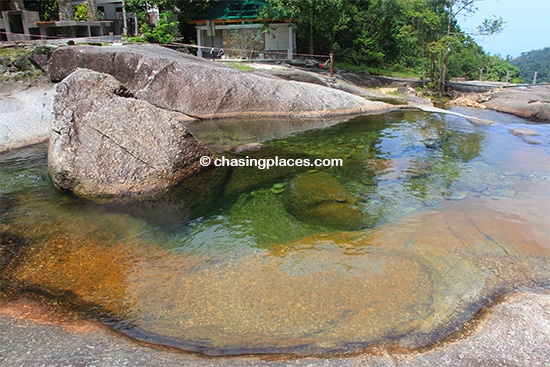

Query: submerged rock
left=49, top=44, right=392, bottom=119
left=283, top=171, right=362, bottom=230
left=232, top=142, right=265, bottom=153
left=48, top=69, right=213, bottom=199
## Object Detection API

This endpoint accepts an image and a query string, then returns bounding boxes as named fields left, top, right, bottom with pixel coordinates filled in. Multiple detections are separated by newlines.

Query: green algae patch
left=283, top=171, right=362, bottom=231
left=270, top=182, right=286, bottom=194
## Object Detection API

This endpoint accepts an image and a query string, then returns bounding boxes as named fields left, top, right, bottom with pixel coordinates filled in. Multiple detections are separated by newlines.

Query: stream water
left=0, top=108, right=549, bottom=356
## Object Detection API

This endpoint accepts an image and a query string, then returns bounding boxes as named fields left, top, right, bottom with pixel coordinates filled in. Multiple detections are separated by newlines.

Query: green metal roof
left=202, top=0, right=266, bottom=20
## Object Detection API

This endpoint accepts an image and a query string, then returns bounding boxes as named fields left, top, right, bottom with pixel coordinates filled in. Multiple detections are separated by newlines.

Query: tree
left=511, top=47, right=550, bottom=83
left=400, top=0, right=445, bottom=83
left=435, top=0, right=505, bottom=93
left=175, top=0, right=216, bottom=43
left=24, top=0, right=58, bottom=21
left=260, top=0, right=343, bottom=56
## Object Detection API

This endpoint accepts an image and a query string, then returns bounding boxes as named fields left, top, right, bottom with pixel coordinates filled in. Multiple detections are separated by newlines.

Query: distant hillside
left=511, top=47, right=550, bottom=84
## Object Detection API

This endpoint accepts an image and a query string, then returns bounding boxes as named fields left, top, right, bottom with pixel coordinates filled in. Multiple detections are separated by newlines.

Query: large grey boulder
left=49, top=44, right=392, bottom=119
left=48, top=68, right=212, bottom=199
left=483, top=85, right=550, bottom=122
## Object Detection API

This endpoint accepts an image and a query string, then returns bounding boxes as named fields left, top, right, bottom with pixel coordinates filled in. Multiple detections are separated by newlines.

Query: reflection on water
left=0, top=110, right=549, bottom=355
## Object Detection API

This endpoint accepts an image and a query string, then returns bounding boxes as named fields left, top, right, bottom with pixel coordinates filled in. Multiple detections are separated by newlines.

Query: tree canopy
left=17, top=0, right=532, bottom=91
left=511, top=47, right=550, bottom=84
left=258, top=0, right=513, bottom=92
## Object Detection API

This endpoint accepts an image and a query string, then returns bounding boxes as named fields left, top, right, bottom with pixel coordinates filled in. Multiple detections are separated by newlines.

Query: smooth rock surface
left=49, top=44, right=393, bottom=119
left=483, top=85, right=550, bottom=122
left=48, top=68, right=212, bottom=198
left=0, top=290, right=548, bottom=367
left=0, top=80, right=54, bottom=153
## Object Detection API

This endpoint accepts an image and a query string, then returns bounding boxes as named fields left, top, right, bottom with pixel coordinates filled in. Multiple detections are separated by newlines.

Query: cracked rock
left=48, top=68, right=212, bottom=199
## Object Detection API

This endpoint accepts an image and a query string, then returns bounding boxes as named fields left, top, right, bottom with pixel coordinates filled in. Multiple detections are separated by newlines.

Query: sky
left=457, top=0, right=550, bottom=58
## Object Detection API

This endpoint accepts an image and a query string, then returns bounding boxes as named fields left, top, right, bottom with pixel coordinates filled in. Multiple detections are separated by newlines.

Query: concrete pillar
left=87, top=0, right=99, bottom=22
left=197, top=28, right=203, bottom=58
left=58, top=0, right=73, bottom=21
left=287, top=24, right=293, bottom=60
left=122, top=0, right=128, bottom=36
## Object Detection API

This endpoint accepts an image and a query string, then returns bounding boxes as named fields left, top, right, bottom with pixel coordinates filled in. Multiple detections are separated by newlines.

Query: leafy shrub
left=140, top=11, right=179, bottom=44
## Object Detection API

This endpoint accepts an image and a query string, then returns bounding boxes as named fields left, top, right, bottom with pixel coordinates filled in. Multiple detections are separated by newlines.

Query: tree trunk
left=438, top=0, right=454, bottom=94
left=309, top=8, right=314, bottom=56
left=58, top=0, right=73, bottom=21
left=438, top=48, right=450, bottom=94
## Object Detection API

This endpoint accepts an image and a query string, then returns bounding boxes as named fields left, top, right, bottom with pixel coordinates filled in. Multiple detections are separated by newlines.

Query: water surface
left=1, top=109, right=549, bottom=355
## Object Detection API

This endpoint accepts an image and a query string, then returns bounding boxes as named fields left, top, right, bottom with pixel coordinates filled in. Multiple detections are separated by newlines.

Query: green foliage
left=226, top=62, right=255, bottom=71
left=260, top=0, right=343, bottom=55
left=259, top=0, right=506, bottom=93
left=124, top=0, right=215, bottom=43
left=477, top=16, right=506, bottom=36
left=175, top=0, right=217, bottom=43
left=120, top=0, right=514, bottom=92
left=335, top=61, right=419, bottom=79
left=73, top=3, right=88, bottom=21
left=139, top=11, right=179, bottom=44
left=24, top=0, right=58, bottom=21
left=484, top=56, right=521, bottom=82
left=511, top=47, right=550, bottom=83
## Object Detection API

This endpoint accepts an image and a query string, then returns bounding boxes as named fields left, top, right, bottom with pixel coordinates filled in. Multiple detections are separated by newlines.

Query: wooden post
left=533, top=71, right=538, bottom=85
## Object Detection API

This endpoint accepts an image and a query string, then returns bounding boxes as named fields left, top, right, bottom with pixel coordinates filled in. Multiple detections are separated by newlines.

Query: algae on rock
left=283, top=171, right=362, bottom=231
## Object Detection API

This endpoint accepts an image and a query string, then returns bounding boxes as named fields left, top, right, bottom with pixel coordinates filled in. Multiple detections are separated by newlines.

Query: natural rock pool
left=1, top=109, right=548, bottom=356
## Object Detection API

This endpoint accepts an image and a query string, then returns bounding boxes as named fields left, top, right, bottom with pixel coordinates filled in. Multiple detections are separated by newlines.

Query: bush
left=140, top=11, right=179, bottom=44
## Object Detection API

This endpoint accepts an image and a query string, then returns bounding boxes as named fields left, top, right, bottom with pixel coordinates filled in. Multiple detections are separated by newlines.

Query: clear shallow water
left=0, top=110, right=549, bottom=355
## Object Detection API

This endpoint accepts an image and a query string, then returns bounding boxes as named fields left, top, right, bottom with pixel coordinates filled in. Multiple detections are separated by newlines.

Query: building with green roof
left=189, top=0, right=295, bottom=60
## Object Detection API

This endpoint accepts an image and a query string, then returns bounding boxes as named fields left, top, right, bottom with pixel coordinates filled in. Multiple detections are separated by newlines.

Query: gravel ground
left=0, top=291, right=549, bottom=367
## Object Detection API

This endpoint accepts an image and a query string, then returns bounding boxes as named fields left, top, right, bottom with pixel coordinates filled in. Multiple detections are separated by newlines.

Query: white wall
left=264, top=23, right=292, bottom=50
